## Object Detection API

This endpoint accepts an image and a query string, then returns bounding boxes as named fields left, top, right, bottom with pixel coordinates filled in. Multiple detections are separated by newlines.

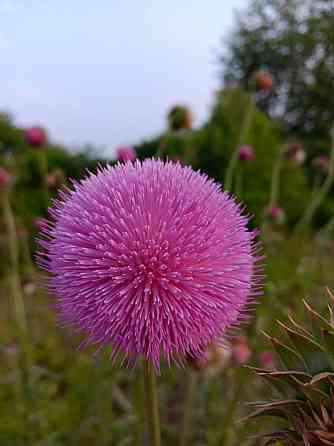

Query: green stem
left=38, top=150, right=49, bottom=208
left=224, top=97, right=254, bottom=192
left=179, top=371, right=198, bottom=446
left=296, top=131, right=334, bottom=233
left=133, top=360, right=145, bottom=445
left=235, top=169, right=243, bottom=199
left=1, top=190, right=34, bottom=443
left=218, top=368, right=246, bottom=445
left=143, top=360, right=161, bottom=446
left=269, top=157, right=283, bottom=205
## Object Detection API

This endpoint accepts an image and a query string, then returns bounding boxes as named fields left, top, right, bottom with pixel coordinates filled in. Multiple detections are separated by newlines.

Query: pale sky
left=1, top=0, right=247, bottom=155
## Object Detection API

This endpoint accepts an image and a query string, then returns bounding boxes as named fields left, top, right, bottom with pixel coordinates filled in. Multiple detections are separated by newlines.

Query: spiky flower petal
left=37, top=159, right=261, bottom=370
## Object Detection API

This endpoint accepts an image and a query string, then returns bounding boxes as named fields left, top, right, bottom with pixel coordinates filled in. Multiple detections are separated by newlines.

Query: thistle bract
left=38, top=160, right=261, bottom=371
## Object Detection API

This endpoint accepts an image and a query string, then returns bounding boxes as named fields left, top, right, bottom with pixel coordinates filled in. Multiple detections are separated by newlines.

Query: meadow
left=1, top=71, right=334, bottom=446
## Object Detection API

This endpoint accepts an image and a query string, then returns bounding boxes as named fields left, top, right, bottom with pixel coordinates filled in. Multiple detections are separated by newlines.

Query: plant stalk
left=144, top=360, right=161, bottom=446
left=179, top=371, right=198, bottom=446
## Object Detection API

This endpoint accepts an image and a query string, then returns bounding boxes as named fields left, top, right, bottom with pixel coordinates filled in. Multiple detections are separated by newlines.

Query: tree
left=222, top=0, right=334, bottom=147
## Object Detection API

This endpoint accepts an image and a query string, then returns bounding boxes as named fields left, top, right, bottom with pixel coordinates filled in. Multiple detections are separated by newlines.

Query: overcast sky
left=1, top=0, right=247, bottom=155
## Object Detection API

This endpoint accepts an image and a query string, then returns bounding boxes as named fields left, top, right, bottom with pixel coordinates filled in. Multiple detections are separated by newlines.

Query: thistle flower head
left=239, top=145, right=255, bottom=162
left=116, top=145, right=136, bottom=162
left=37, top=159, right=262, bottom=371
left=25, top=126, right=47, bottom=147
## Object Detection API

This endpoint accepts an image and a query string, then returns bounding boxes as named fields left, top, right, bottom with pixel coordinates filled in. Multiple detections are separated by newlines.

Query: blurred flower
left=312, top=155, right=329, bottom=172
left=167, top=105, right=193, bottom=131
left=239, top=145, right=255, bottom=162
left=231, top=335, right=252, bottom=364
left=283, top=143, right=306, bottom=165
left=0, top=167, right=11, bottom=188
left=25, top=126, right=47, bottom=147
left=259, top=351, right=274, bottom=369
left=37, top=160, right=261, bottom=371
left=254, top=70, right=273, bottom=92
left=264, top=203, right=286, bottom=225
left=46, top=168, right=65, bottom=189
left=188, top=342, right=230, bottom=373
left=4, top=343, right=19, bottom=357
left=22, top=282, right=36, bottom=297
left=116, top=145, right=136, bottom=162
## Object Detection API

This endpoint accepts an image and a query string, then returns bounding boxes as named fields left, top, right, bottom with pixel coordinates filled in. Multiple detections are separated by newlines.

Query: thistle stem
left=1, top=189, right=34, bottom=443
left=269, top=157, right=283, bottom=206
left=296, top=129, right=334, bottom=233
left=143, top=360, right=161, bottom=446
left=179, top=371, right=198, bottom=446
left=224, top=96, right=254, bottom=192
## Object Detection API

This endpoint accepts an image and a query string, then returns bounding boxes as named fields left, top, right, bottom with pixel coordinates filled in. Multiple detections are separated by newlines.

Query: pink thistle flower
left=25, top=126, right=47, bottom=147
left=116, top=145, right=136, bottom=162
left=0, top=167, right=11, bottom=188
left=231, top=335, right=252, bottom=364
left=264, top=203, right=286, bottom=225
left=259, top=351, right=274, bottom=369
left=239, top=145, right=255, bottom=162
left=37, top=160, right=262, bottom=371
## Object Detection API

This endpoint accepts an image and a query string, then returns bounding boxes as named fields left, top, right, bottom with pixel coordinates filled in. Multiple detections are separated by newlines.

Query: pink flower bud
left=25, top=126, right=47, bottom=147
left=231, top=336, right=252, bottom=364
left=116, top=145, right=136, bottom=162
left=259, top=351, right=274, bottom=368
left=239, top=145, right=255, bottom=162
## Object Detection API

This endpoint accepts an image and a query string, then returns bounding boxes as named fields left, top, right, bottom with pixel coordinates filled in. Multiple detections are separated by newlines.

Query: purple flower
left=259, top=351, right=274, bottom=368
left=239, top=145, right=255, bottom=162
left=37, top=160, right=262, bottom=371
left=25, top=126, right=47, bottom=147
left=231, top=335, right=252, bottom=364
left=0, top=167, right=11, bottom=188
left=116, top=145, right=136, bottom=162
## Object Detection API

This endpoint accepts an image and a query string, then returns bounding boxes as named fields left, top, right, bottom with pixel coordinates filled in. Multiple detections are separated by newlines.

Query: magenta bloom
left=116, top=145, right=136, bottom=162
left=25, top=126, right=47, bottom=147
left=0, top=167, right=11, bottom=188
left=239, top=145, right=255, bottom=162
left=259, top=351, right=274, bottom=368
left=231, top=335, right=252, bottom=364
left=37, top=160, right=261, bottom=371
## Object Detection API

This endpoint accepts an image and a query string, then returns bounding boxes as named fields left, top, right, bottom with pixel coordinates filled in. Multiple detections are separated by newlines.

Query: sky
left=1, top=0, right=247, bottom=155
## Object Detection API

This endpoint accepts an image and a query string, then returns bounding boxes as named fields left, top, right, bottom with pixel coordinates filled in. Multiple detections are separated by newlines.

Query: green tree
left=223, top=0, right=334, bottom=147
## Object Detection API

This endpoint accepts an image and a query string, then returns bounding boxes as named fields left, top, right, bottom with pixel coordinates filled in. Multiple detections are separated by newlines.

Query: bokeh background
left=1, top=0, right=334, bottom=445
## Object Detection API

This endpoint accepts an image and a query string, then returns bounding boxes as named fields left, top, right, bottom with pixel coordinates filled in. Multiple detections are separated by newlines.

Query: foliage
left=222, top=0, right=334, bottom=148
